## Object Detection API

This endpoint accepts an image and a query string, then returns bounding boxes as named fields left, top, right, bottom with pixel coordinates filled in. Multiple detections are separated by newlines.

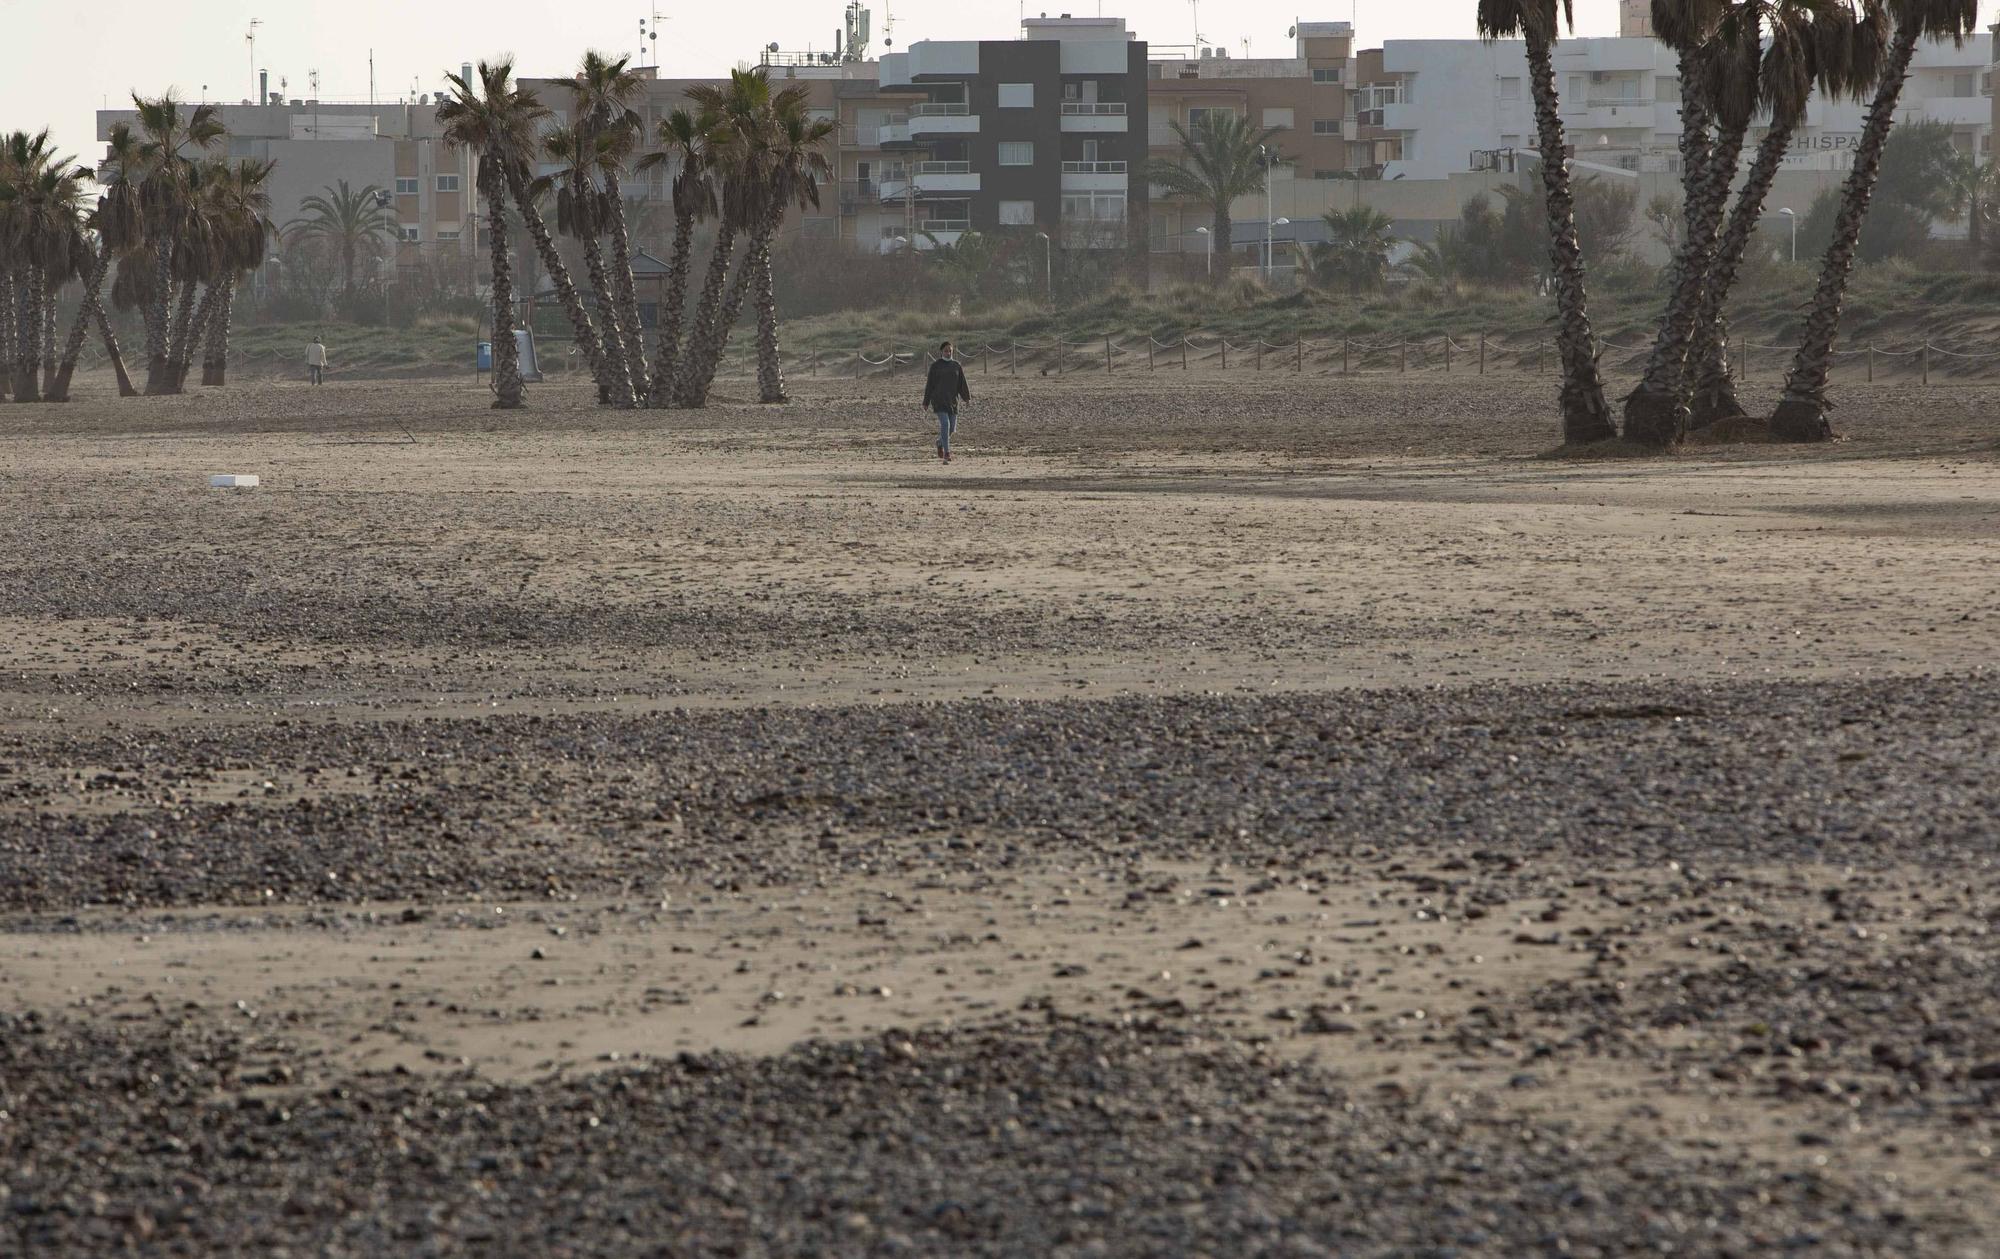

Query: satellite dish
left=1287, top=25, right=1296, bottom=37
left=768, top=41, right=780, bottom=52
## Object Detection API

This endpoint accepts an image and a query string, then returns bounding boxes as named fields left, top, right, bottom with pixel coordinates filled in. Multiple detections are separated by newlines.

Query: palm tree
left=439, top=59, right=545, bottom=409
left=1687, top=0, right=1887, bottom=427
left=1308, top=206, right=1397, bottom=293
left=541, top=123, right=637, bottom=406
left=747, top=95, right=835, bottom=404
left=284, top=181, right=393, bottom=296
left=1477, top=0, right=1616, bottom=444
left=198, top=158, right=277, bottom=387
left=131, top=93, right=225, bottom=393
left=1150, top=112, right=1284, bottom=286
left=675, top=68, right=773, bottom=407
left=636, top=106, right=719, bottom=405
left=47, top=123, right=144, bottom=400
left=1774, top=0, right=1978, bottom=440
left=159, top=156, right=225, bottom=393
left=1, top=130, right=88, bottom=404
left=1623, top=0, right=1748, bottom=448
left=1941, top=149, right=1994, bottom=250
left=568, top=52, right=651, bottom=396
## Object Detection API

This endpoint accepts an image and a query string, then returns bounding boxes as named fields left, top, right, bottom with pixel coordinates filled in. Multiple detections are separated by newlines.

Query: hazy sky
left=8, top=0, right=1994, bottom=162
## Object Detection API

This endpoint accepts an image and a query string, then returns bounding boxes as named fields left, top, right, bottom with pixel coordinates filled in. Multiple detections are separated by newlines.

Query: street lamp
left=1777, top=207, right=1797, bottom=262
left=1035, top=230, right=1051, bottom=298
left=1259, top=144, right=1277, bottom=278
left=1194, top=225, right=1211, bottom=277
left=1271, top=216, right=1291, bottom=276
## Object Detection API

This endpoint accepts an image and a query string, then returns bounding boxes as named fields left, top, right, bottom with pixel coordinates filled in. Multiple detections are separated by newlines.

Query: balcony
left=845, top=118, right=910, bottom=147
left=879, top=161, right=981, bottom=199
left=1913, top=96, right=1988, bottom=126
left=908, top=102, right=981, bottom=136
left=1061, top=160, right=1128, bottom=191
left=1061, top=101, right=1129, bottom=132
left=1380, top=101, right=1420, bottom=132
left=1582, top=101, right=1656, bottom=130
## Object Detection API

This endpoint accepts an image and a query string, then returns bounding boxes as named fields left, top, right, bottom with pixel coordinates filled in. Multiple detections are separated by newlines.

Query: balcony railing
left=910, top=102, right=970, bottom=116
left=1061, top=160, right=1128, bottom=173
left=921, top=219, right=972, bottom=232
left=1585, top=95, right=1653, bottom=108
left=916, top=160, right=972, bottom=174
left=1060, top=102, right=1128, bottom=115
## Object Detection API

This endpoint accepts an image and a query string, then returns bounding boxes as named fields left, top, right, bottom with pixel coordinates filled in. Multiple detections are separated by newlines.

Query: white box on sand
left=209, top=474, right=260, bottom=489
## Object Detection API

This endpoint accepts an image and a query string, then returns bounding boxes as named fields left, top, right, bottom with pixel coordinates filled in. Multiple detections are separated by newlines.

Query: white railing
left=921, top=219, right=971, bottom=232
left=1062, top=160, right=1128, bottom=173
left=1586, top=96, right=1653, bottom=108
left=1061, top=102, right=1128, bottom=115
left=910, top=102, right=970, bottom=116
left=916, top=160, right=972, bottom=174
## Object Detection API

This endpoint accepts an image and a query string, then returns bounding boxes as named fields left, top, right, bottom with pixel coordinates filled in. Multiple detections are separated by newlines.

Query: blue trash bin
left=476, top=340, right=493, bottom=371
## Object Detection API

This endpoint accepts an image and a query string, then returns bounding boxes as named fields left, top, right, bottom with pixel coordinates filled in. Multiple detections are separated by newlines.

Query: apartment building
left=843, top=16, right=1150, bottom=254
left=1362, top=33, right=1991, bottom=182
left=1143, top=23, right=1356, bottom=263
left=98, top=83, right=481, bottom=288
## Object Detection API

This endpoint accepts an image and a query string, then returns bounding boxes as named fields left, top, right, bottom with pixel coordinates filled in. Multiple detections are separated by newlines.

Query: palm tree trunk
left=483, top=159, right=525, bottom=409
left=682, top=221, right=763, bottom=409
left=600, top=167, right=651, bottom=394
left=174, top=284, right=221, bottom=391
left=1624, top=47, right=1734, bottom=448
left=504, top=163, right=606, bottom=394
left=94, top=300, right=136, bottom=396
left=1524, top=34, right=1614, bottom=445
left=1211, top=210, right=1232, bottom=284
left=755, top=205, right=787, bottom=404
left=143, top=239, right=174, bottom=393
left=41, top=281, right=58, bottom=387
left=48, top=247, right=115, bottom=402
left=1774, top=24, right=1920, bottom=442
left=202, top=277, right=236, bottom=386
left=1688, top=120, right=1795, bottom=428
left=14, top=266, right=45, bottom=403
left=0, top=267, right=14, bottom=401
left=675, top=222, right=738, bottom=405
left=159, top=276, right=200, bottom=394
left=647, top=208, right=696, bottom=406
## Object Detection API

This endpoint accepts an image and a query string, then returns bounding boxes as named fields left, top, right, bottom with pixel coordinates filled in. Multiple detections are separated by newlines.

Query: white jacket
left=306, top=343, right=327, bottom=367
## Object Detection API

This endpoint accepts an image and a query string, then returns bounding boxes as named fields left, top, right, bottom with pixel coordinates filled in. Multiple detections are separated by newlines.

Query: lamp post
left=1035, top=230, right=1051, bottom=299
left=1259, top=144, right=1277, bottom=279
left=1271, top=216, right=1290, bottom=277
left=1777, top=207, right=1796, bottom=262
left=1194, top=225, right=1211, bottom=277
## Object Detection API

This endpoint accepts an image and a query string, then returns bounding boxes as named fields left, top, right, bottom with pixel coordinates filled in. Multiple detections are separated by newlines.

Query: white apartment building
left=1370, top=34, right=1991, bottom=182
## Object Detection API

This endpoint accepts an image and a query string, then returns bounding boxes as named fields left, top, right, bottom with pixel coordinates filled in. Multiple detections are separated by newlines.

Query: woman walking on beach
left=923, top=340, right=970, bottom=463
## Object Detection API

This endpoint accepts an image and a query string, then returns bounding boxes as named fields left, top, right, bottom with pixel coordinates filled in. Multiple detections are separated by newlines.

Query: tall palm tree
left=131, top=93, right=225, bottom=393
left=1774, top=0, right=1978, bottom=440
left=675, top=68, right=773, bottom=407
left=568, top=52, right=651, bottom=396
left=1150, top=111, right=1285, bottom=286
left=1308, top=205, right=1398, bottom=293
left=636, top=106, right=719, bottom=405
left=1941, top=148, right=1994, bottom=250
left=1478, top=0, right=1616, bottom=444
left=1623, top=0, right=1745, bottom=448
left=47, top=123, right=145, bottom=401
left=747, top=95, right=835, bottom=404
left=541, top=123, right=637, bottom=406
left=159, top=157, right=224, bottom=393
left=284, top=181, right=393, bottom=296
left=1687, top=0, right=1887, bottom=426
left=1, top=130, right=86, bottom=403
left=439, top=59, right=545, bottom=409
left=198, top=158, right=277, bottom=387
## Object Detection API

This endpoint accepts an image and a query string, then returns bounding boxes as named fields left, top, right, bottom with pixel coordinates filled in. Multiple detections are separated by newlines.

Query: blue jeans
left=935, top=408, right=957, bottom=454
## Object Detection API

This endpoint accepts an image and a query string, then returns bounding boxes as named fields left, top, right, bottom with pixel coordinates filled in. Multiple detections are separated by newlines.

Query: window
left=1499, top=77, right=1521, bottom=101
left=999, top=199, right=1036, bottom=226
left=399, top=226, right=420, bottom=242
left=1313, top=119, right=1341, bottom=135
left=1311, top=66, right=1342, bottom=84
left=1954, top=72, right=1976, bottom=97
left=1060, top=191, right=1125, bottom=222
left=1262, top=107, right=1295, bottom=129
left=998, top=83, right=1033, bottom=108
left=394, top=177, right=419, bottom=195
left=1186, top=106, right=1233, bottom=126
left=437, top=228, right=461, bottom=242
left=435, top=173, right=460, bottom=192
left=998, top=141, right=1033, bottom=166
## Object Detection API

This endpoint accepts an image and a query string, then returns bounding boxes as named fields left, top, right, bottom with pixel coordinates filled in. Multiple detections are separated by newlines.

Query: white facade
left=1374, top=34, right=1992, bottom=181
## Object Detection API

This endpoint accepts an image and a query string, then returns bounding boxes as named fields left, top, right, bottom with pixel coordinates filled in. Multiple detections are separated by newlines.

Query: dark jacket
left=924, top=358, right=970, bottom=412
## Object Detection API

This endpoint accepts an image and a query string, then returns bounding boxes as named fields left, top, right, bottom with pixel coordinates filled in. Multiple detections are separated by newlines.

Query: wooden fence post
left=1399, top=340, right=1407, bottom=373
left=1105, top=335, right=1112, bottom=372
left=1478, top=332, right=1486, bottom=376
left=1295, top=338, right=1302, bottom=373
left=1342, top=338, right=1350, bottom=375
left=1148, top=340, right=1155, bottom=370
left=1056, top=339, right=1064, bottom=376
left=1444, top=337, right=1452, bottom=373
left=1867, top=345, right=1873, bottom=382
left=1256, top=341, right=1263, bottom=371
left=1221, top=340, right=1228, bottom=370
left=1180, top=339, right=1187, bottom=370
left=1922, top=342, right=1930, bottom=385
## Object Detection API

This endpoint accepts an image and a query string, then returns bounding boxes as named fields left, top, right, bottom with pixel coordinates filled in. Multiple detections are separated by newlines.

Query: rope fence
left=780, top=334, right=2000, bottom=386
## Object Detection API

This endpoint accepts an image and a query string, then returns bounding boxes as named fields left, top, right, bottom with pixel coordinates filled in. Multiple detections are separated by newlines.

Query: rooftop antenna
left=881, top=1, right=895, bottom=48
left=369, top=49, right=376, bottom=106
left=246, top=19, right=262, bottom=103
left=1189, top=0, right=1204, bottom=48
